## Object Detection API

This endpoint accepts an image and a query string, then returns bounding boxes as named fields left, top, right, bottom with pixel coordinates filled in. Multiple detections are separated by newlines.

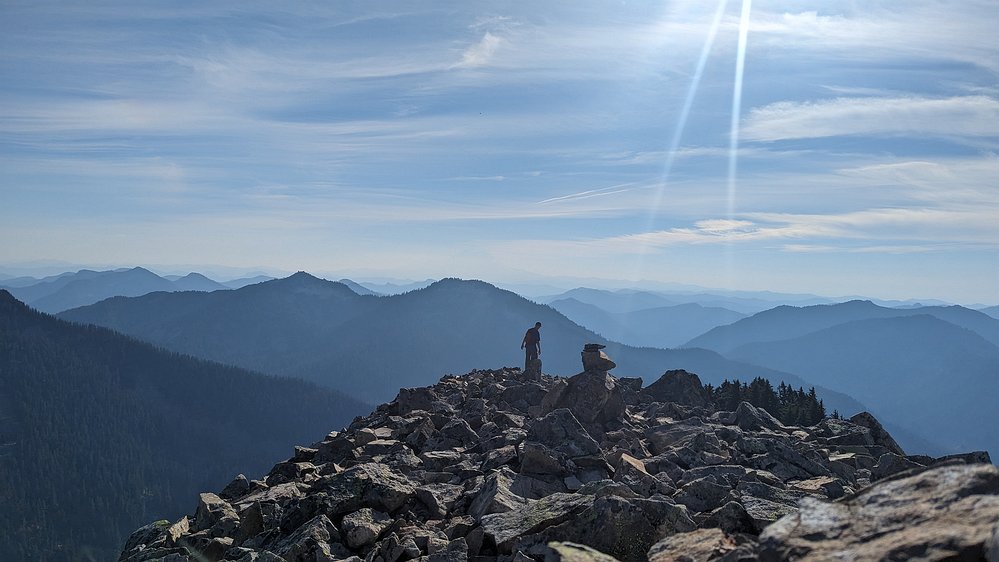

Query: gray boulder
left=581, top=348, right=617, bottom=372
left=700, top=500, right=757, bottom=535
left=614, top=453, right=675, bottom=497
left=521, top=408, right=603, bottom=476
left=553, top=371, right=627, bottom=425
left=269, top=514, right=348, bottom=562
left=642, top=370, right=711, bottom=408
left=672, top=477, right=732, bottom=514
left=646, top=528, right=737, bottom=562
left=849, top=411, right=905, bottom=456
left=740, top=495, right=798, bottom=533
left=311, top=462, right=415, bottom=515
left=871, top=452, right=925, bottom=481
left=481, top=493, right=593, bottom=553
left=537, top=496, right=697, bottom=562
left=527, top=408, right=601, bottom=457
left=759, top=463, right=999, bottom=561
left=717, top=402, right=785, bottom=433
left=339, top=508, right=391, bottom=549
left=192, top=493, right=238, bottom=537
left=468, top=466, right=530, bottom=519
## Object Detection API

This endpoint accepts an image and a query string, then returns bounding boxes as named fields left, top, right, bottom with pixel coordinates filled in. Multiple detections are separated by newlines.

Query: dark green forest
left=707, top=377, right=826, bottom=426
left=0, top=291, right=370, bottom=561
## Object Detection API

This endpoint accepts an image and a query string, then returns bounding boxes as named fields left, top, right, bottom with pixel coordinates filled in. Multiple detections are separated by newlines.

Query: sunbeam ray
left=726, top=0, right=753, bottom=284
left=647, top=0, right=729, bottom=225
left=629, top=0, right=730, bottom=285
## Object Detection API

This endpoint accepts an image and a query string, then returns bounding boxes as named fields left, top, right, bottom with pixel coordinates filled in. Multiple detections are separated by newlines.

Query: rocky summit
left=118, top=349, right=999, bottom=562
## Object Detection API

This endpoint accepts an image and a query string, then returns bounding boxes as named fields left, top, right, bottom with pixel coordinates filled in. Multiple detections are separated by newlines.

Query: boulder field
left=118, top=356, right=999, bottom=562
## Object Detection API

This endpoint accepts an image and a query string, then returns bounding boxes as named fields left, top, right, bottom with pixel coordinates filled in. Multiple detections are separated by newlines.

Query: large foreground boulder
left=550, top=371, right=627, bottom=426
left=758, top=463, right=999, bottom=561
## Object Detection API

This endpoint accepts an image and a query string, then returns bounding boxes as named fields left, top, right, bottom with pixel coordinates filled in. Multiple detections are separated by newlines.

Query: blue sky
left=2, top=1, right=998, bottom=303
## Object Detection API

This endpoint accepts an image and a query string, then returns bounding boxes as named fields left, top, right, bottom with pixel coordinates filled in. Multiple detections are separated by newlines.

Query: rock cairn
left=119, top=347, right=999, bottom=562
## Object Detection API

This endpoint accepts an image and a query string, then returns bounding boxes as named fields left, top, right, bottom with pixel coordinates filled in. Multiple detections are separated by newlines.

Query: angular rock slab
left=849, top=411, right=905, bottom=456
left=340, top=508, right=391, bottom=549
left=524, top=496, right=697, bottom=562
left=582, top=350, right=617, bottom=372
left=527, top=408, right=601, bottom=458
left=468, top=466, right=530, bottom=519
left=312, top=462, right=415, bottom=515
left=759, top=463, right=999, bottom=561
left=646, top=528, right=737, bottom=562
left=481, top=493, right=593, bottom=552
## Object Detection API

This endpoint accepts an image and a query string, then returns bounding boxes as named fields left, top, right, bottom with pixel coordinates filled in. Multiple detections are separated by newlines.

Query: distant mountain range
left=686, top=299, right=999, bottom=354
left=0, top=290, right=370, bottom=561
left=542, top=288, right=685, bottom=312
left=58, top=273, right=864, bottom=421
left=0, top=267, right=278, bottom=314
left=676, top=299, right=999, bottom=457
left=337, top=278, right=381, bottom=296
left=354, top=278, right=436, bottom=295
left=982, top=305, right=999, bottom=320
left=540, top=286, right=963, bottom=315
left=540, top=287, right=837, bottom=315
left=549, top=297, right=746, bottom=349
left=727, top=314, right=999, bottom=461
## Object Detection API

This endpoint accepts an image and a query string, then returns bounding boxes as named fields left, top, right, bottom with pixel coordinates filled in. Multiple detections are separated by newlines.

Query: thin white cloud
left=452, top=32, right=503, bottom=69
left=491, top=204, right=999, bottom=262
left=449, top=175, right=506, bottom=181
left=743, top=96, right=999, bottom=141
left=783, top=244, right=942, bottom=254
left=537, top=182, right=645, bottom=204
left=749, top=3, right=999, bottom=73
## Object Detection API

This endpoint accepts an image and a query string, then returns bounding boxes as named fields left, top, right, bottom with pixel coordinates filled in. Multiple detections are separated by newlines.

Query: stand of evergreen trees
left=706, top=377, right=826, bottom=426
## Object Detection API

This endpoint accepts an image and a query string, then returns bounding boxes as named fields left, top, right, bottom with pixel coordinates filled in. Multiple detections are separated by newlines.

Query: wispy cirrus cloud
left=452, top=32, right=504, bottom=69
left=495, top=205, right=999, bottom=261
left=749, top=2, right=999, bottom=73
left=742, top=95, right=999, bottom=141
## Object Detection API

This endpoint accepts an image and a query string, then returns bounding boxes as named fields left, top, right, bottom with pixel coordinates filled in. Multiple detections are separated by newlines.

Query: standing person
left=521, top=321, right=542, bottom=370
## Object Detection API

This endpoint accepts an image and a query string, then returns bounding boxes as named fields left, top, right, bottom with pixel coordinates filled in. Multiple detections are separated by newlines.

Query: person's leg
left=525, top=346, right=538, bottom=369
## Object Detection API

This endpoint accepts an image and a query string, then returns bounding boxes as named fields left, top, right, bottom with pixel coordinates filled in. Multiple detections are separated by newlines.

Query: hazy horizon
left=3, top=2, right=998, bottom=303
left=1, top=260, right=988, bottom=307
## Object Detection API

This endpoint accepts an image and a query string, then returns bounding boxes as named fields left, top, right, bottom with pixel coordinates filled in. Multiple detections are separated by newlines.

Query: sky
left=2, top=1, right=999, bottom=303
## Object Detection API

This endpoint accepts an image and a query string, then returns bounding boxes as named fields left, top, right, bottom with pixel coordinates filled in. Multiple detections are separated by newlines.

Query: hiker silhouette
left=521, top=321, right=541, bottom=370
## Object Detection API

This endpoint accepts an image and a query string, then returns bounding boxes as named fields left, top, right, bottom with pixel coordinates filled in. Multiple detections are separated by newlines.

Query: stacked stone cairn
left=119, top=345, right=999, bottom=562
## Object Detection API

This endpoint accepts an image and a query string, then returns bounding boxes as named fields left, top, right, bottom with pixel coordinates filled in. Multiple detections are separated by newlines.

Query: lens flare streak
left=630, top=0, right=730, bottom=286
left=728, top=0, right=752, bottom=221
left=646, top=0, right=729, bottom=225
left=725, top=0, right=753, bottom=283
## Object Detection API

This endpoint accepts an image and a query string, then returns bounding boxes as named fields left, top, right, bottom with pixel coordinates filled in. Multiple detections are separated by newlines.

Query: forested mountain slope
left=0, top=291, right=370, bottom=561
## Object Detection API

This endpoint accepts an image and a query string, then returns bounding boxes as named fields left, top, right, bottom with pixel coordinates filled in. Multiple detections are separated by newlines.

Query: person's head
left=535, top=322, right=542, bottom=328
